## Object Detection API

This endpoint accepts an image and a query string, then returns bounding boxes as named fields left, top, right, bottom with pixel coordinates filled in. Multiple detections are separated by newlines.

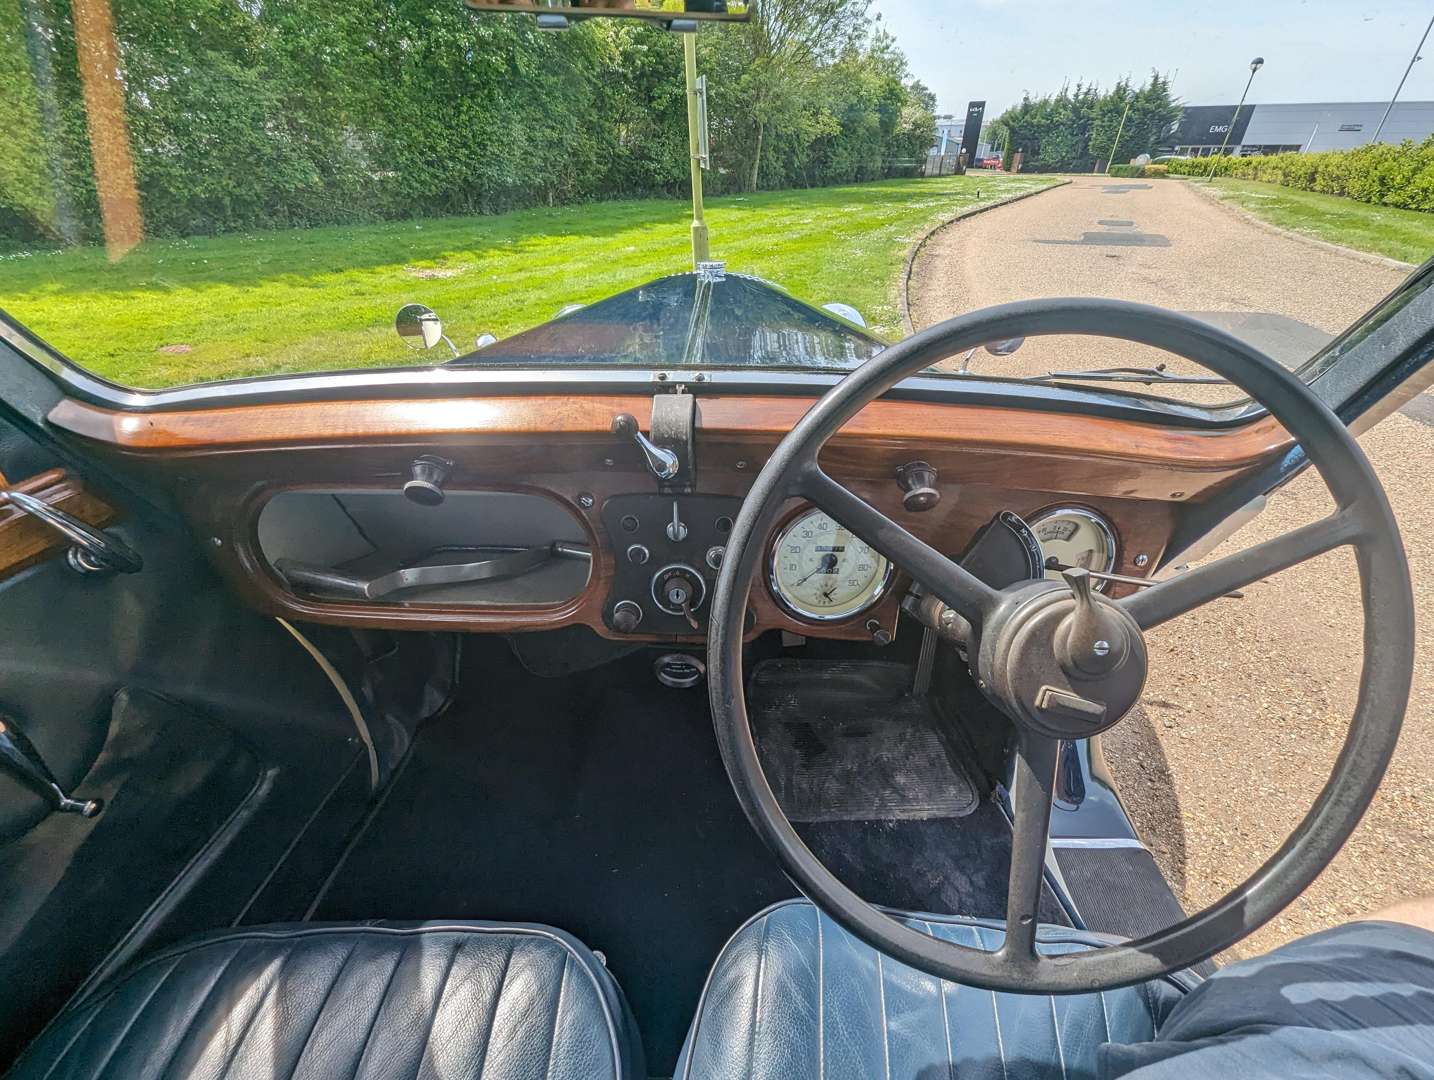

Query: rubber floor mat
left=749, top=659, right=980, bottom=822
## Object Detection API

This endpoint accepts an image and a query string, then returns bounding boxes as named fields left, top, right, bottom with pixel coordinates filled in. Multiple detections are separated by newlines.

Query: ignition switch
left=651, top=563, right=707, bottom=620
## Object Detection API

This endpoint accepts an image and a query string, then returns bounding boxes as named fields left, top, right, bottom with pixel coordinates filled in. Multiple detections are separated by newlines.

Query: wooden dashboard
left=48, top=392, right=1291, bottom=643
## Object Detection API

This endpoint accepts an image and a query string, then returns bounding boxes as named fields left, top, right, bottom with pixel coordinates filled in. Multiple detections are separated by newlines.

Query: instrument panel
left=50, top=389, right=1228, bottom=642
left=249, top=479, right=1133, bottom=643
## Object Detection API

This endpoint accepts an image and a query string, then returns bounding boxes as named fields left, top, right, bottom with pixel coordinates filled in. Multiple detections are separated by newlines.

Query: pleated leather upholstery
left=8, top=922, right=642, bottom=1080
left=676, top=899, right=1195, bottom=1080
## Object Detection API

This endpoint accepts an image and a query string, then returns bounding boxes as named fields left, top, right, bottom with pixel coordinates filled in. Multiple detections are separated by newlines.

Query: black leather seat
left=676, top=899, right=1197, bottom=1079
left=8, top=921, right=643, bottom=1080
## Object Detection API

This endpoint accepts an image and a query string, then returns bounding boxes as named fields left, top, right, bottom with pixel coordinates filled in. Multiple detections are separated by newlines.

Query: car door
left=0, top=330, right=419, bottom=1063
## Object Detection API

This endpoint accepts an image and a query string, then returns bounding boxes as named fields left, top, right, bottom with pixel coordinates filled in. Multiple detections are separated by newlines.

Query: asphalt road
left=909, top=176, right=1434, bottom=959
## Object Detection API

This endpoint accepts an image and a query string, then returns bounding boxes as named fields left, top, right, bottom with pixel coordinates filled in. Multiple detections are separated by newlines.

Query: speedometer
left=769, top=509, right=893, bottom=622
left=1030, top=506, right=1117, bottom=588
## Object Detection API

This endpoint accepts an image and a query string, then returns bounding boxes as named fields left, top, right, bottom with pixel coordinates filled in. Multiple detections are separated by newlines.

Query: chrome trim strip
left=1048, top=837, right=1148, bottom=850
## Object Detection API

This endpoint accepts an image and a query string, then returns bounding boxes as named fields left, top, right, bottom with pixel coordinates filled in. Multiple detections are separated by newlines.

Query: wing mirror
left=821, top=302, right=867, bottom=328
left=396, top=303, right=457, bottom=357
left=957, top=336, right=1025, bottom=374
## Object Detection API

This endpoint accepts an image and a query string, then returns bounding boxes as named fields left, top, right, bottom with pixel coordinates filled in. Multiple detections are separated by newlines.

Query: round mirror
left=396, top=303, right=443, bottom=351
left=821, top=302, right=867, bottom=327
left=985, top=337, right=1025, bottom=356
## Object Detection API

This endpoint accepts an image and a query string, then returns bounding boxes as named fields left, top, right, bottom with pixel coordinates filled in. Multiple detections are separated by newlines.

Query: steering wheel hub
left=976, top=574, right=1148, bottom=740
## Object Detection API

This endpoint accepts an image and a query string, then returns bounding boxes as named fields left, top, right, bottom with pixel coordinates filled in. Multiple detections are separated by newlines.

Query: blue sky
left=870, top=1, right=1434, bottom=118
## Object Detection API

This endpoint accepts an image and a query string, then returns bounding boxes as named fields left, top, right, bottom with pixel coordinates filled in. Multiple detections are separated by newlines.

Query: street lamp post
left=1103, top=90, right=1134, bottom=175
left=1372, top=13, right=1434, bottom=145
left=1207, top=56, right=1263, bottom=180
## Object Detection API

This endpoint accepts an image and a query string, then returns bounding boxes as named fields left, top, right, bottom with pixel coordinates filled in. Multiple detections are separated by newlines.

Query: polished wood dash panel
left=45, top=391, right=1276, bottom=639
left=49, top=393, right=1290, bottom=495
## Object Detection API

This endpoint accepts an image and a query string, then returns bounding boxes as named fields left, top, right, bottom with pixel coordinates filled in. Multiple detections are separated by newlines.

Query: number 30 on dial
left=768, top=509, right=893, bottom=622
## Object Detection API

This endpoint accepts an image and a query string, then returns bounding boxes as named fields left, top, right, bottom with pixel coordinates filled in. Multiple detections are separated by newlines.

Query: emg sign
left=1167, top=105, right=1254, bottom=148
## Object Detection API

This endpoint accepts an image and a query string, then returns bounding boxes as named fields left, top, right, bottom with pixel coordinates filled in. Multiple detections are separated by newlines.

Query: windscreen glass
left=0, top=2, right=1422, bottom=405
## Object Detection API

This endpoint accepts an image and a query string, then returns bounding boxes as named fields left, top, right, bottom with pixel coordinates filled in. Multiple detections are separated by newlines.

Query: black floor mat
left=750, top=659, right=979, bottom=821
left=307, top=641, right=1056, bottom=1073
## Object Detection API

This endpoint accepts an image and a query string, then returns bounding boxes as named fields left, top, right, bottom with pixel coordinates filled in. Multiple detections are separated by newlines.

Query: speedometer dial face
left=770, top=509, right=892, bottom=621
left=1031, top=507, right=1117, bottom=588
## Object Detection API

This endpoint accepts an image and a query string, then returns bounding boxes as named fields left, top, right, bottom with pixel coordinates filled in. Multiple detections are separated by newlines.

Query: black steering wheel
left=708, top=298, right=1414, bottom=994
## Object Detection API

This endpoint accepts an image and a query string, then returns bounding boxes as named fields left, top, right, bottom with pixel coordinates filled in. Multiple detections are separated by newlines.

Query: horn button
left=976, top=568, right=1148, bottom=739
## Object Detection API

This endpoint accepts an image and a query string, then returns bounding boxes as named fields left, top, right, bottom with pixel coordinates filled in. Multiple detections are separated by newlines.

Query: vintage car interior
left=0, top=256, right=1429, bottom=1078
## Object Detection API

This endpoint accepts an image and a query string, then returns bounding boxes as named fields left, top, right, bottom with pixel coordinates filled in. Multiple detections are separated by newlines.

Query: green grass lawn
left=1199, top=178, right=1434, bottom=266
left=0, top=175, right=1053, bottom=389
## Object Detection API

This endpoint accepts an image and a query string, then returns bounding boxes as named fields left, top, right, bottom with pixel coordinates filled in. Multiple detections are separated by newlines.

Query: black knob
left=612, top=601, right=643, bottom=633
left=403, top=455, right=452, bottom=507
left=896, top=460, right=940, bottom=512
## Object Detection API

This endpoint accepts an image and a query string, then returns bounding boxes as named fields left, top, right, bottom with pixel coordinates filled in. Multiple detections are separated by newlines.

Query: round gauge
left=1030, top=507, right=1118, bottom=588
left=769, top=509, right=893, bottom=622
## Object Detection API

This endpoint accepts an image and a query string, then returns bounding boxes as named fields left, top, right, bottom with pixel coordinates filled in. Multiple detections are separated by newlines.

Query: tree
left=711, top=0, right=871, bottom=191
left=991, top=73, right=1179, bottom=173
left=2, top=0, right=938, bottom=243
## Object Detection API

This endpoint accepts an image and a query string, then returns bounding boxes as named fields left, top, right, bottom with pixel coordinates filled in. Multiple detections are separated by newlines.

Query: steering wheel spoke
left=1000, top=733, right=1060, bottom=962
left=1122, top=509, right=1364, bottom=631
left=798, top=465, right=999, bottom=626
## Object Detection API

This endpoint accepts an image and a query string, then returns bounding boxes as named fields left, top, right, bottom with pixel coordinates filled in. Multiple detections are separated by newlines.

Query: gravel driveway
left=908, top=175, right=1431, bottom=958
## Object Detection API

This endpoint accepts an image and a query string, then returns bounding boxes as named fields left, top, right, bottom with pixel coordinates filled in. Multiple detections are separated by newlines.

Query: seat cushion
left=676, top=899, right=1195, bottom=1080
left=8, top=921, right=643, bottom=1080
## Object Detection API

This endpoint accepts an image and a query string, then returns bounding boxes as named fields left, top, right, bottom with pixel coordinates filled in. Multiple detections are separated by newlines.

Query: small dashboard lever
left=612, top=414, right=680, bottom=480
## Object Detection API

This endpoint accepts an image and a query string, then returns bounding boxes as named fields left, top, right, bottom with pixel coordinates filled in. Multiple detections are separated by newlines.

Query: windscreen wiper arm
left=1032, top=363, right=1230, bottom=386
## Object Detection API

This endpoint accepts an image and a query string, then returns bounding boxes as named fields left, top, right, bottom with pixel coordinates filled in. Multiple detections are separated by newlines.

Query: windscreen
left=0, top=2, right=1424, bottom=404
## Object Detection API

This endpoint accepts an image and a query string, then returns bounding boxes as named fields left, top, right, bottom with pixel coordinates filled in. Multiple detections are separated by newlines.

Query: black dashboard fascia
left=600, top=493, right=743, bottom=638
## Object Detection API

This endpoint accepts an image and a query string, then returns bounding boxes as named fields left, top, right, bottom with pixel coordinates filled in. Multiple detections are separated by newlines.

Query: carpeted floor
left=308, top=637, right=1045, bottom=1073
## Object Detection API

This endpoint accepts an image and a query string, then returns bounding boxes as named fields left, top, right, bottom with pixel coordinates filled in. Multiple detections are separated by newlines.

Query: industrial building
left=1166, top=100, right=1434, bottom=156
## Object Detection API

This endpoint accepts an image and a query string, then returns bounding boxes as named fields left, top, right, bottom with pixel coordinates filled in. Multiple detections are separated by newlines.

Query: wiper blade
left=1032, top=363, right=1230, bottom=386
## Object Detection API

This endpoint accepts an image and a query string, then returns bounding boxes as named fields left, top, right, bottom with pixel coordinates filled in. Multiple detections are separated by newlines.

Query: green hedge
left=1106, top=164, right=1143, bottom=177
left=1166, top=138, right=1434, bottom=211
left=1, top=1, right=936, bottom=242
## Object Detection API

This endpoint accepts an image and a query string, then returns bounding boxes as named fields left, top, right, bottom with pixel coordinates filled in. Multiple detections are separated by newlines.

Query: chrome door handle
left=2, top=488, right=142, bottom=574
